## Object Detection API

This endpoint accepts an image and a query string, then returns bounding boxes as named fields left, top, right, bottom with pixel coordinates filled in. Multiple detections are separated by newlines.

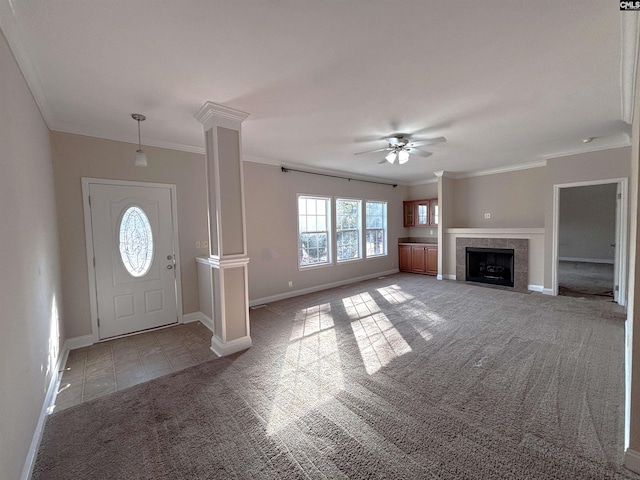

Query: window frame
left=297, top=194, right=332, bottom=269
left=335, top=197, right=363, bottom=263
left=365, top=199, right=388, bottom=258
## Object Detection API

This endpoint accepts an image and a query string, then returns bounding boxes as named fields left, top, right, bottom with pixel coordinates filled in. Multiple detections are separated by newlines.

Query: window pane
left=365, top=201, right=386, bottom=257
left=336, top=199, right=361, bottom=262
left=119, top=206, right=154, bottom=277
left=298, top=196, right=331, bottom=267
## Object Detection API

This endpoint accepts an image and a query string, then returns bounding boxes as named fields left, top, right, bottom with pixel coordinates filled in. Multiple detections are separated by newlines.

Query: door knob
left=167, top=265, right=173, bottom=269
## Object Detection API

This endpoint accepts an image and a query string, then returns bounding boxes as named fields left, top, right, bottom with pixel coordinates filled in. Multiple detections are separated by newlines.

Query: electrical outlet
left=201, top=240, right=209, bottom=248
left=484, top=213, right=491, bottom=219
left=288, top=281, right=293, bottom=288
left=196, top=241, right=201, bottom=249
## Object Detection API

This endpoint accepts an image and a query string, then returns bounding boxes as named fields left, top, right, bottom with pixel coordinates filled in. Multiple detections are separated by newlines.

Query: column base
left=210, top=334, right=252, bottom=357
left=625, top=448, right=640, bottom=474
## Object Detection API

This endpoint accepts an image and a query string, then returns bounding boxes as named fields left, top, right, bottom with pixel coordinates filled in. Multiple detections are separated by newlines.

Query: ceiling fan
left=354, top=134, right=446, bottom=164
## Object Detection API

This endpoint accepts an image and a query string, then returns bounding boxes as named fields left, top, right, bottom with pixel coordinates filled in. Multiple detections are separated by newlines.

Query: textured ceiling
left=0, top=1, right=636, bottom=183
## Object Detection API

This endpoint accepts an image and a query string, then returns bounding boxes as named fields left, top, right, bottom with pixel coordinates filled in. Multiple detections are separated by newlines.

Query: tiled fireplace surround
left=456, top=238, right=529, bottom=290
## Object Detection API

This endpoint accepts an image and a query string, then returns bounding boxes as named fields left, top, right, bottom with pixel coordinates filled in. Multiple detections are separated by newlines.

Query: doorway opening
left=552, top=178, right=627, bottom=306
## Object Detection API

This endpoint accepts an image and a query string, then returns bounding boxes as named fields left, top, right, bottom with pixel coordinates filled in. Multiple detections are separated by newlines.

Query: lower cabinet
left=399, top=244, right=438, bottom=276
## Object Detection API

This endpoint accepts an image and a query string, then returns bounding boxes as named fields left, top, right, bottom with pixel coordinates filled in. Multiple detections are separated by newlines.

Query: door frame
left=551, top=177, right=628, bottom=306
left=81, top=177, right=184, bottom=343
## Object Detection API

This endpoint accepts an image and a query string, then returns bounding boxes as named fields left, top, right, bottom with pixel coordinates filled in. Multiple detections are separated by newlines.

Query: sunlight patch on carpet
left=351, top=312, right=412, bottom=375
left=268, top=307, right=343, bottom=434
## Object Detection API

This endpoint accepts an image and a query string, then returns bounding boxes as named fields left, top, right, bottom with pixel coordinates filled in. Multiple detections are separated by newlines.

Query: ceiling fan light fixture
left=131, top=113, right=147, bottom=167
left=385, top=151, right=397, bottom=163
left=398, top=149, right=410, bottom=164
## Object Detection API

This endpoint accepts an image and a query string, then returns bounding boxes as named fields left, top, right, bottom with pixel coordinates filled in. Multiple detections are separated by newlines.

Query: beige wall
left=244, top=162, right=407, bottom=301
left=50, top=132, right=208, bottom=338
left=543, top=147, right=631, bottom=287
left=0, top=30, right=64, bottom=479
left=452, top=167, right=545, bottom=228
left=407, top=181, right=438, bottom=200
left=559, top=183, right=617, bottom=261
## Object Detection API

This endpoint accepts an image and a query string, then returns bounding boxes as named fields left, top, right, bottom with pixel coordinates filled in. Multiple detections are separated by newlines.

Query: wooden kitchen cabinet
left=425, top=246, right=438, bottom=275
left=399, top=244, right=438, bottom=276
left=403, top=198, right=438, bottom=227
left=399, top=245, right=412, bottom=271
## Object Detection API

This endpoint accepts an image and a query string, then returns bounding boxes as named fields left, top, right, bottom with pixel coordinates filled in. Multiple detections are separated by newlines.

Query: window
left=119, top=206, right=154, bottom=277
left=336, top=199, right=362, bottom=262
left=298, top=195, right=331, bottom=267
left=365, top=201, right=387, bottom=257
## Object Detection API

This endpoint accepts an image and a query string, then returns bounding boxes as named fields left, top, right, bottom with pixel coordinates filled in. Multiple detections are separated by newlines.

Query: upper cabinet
left=403, top=198, right=438, bottom=227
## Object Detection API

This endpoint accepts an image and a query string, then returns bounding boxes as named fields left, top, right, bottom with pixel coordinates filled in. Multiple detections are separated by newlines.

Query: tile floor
left=54, top=322, right=217, bottom=411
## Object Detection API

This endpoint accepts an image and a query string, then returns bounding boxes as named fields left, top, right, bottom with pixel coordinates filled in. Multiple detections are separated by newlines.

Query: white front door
left=89, top=183, right=178, bottom=339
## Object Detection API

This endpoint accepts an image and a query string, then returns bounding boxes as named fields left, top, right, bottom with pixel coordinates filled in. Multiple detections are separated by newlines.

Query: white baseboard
left=210, top=335, right=252, bottom=357
left=625, top=448, right=640, bottom=474
left=558, top=257, right=614, bottom=264
left=527, top=285, right=544, bottom=292
left=65, top=334, right=95, bottom=350
left=542, top=288, right=555, bottom=296
left=21, top=339, right=70, bottom=480
left=249, top=269, right=399, bottom=307
left=183, top=311, right=214, bottom=333
left=442, top=274, right=456, bottom=280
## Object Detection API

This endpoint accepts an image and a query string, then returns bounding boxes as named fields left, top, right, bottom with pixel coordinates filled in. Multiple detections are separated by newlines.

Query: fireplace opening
left=466, top=247, right=514, bottom=287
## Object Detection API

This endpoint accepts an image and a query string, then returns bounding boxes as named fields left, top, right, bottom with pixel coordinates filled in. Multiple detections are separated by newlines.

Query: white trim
left=445, top=227, right=544, bottom=235
left=558, top=257, right=615, bottom=264
left=65, top=334, right=94, bottom=350
left=207, top=255, right=251, bottom=269
left=249, top=269, right=399, bottom=306
left=441, top=274, right=456, bottom=280
left=542, top=288, right=554, bottom=296
left=454, top=160, right=547, bottom=179
left=52, top=126, right=206, bottom=155
left=210, top=335, right=252, bottom=357
left=183, top=311, right=214, bottom=333
left=625, top=449, right=640, bottom=475
left=0, top=3, right=55, bottom=130
left=542, top=140, right=631, bottom=161
left=81, top=178, right=184, bottom=341
left=20, top=340, right=70, bottom=480
left=195, top=101, right=249, bottom=126
left=527, top=285, right=544, bottom=293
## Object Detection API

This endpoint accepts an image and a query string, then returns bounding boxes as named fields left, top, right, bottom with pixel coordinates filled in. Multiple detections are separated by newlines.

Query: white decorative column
left=195, top=102, right=251, bottom=356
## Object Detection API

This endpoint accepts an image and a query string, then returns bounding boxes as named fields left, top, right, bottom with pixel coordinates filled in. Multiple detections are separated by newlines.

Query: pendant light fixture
left=131, top=113, right=147, bottom=167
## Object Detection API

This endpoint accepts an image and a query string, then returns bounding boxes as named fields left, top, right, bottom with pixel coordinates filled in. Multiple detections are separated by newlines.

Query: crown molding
left=542, top=138, right=631, bottom=161
left=0, top=1, right=55, bottom=128
left=51, top=126, right=206, bottom=155
left=455, top=160, right=547, bottom=179
left=195, top=101, right=250, bottom=125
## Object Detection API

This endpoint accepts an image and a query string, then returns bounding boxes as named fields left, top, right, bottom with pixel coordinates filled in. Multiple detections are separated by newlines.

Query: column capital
left=195, top=101, right=249, bottom=127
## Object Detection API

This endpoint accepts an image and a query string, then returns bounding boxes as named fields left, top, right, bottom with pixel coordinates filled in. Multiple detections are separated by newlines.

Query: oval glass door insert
left=119, top=206, right=154, bottom=277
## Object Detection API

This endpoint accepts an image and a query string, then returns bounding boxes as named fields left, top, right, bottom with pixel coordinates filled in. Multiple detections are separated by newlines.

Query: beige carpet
left=33, top=274, right=638, bottom=479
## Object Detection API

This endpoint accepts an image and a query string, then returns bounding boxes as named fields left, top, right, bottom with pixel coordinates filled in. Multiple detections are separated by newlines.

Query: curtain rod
left=281, top=166, right=397, bottom=188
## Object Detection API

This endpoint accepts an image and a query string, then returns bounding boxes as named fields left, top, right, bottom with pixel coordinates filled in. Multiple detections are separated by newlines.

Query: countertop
left=398, top=242, right=438, bottom=246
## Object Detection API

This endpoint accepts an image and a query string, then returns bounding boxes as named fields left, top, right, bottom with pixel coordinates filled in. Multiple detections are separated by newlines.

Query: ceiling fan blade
left=354, top=147, right=392, bottom=156
left=407, top=136, right=447, bottom=147
left=377, top=158, right=388, bottom=164
left=407, top=148, right=433, bottom=158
